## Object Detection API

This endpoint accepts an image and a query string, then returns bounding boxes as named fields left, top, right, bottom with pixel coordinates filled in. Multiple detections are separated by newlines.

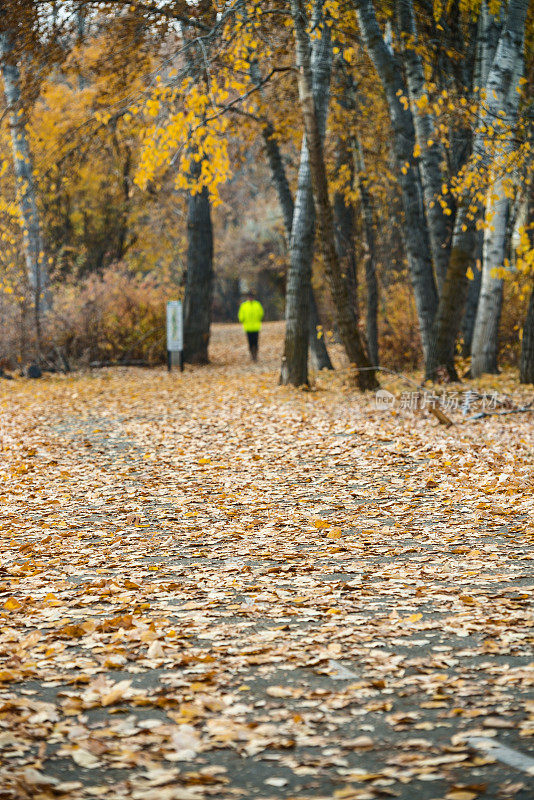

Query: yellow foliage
left=515, top=223, right=534, bottom=277
left=136, top=71, right=251, bottom=203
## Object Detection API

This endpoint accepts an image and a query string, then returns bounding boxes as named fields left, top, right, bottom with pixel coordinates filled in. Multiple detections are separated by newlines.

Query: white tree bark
left=470, top=0, right=528, bottom=377
left=473, top=2, right=503, bottom=91
left=353, top=137, right=379, bottom=367
left=471, top=184, right=507, bottom=374
left=352, top=0, right=437, bottom=358
left=459, top=3, right=501, bottom=358
left=250, top=60, right=333, bottom=372
left=281, top=0, right=333, bottom=386
left=396, top=0, right=451, bottom=292
left=0, top=31, right=48, bottom=330
left=424, top=1, right=504, bottom=380
left=289, top=0, right=377, bottom=389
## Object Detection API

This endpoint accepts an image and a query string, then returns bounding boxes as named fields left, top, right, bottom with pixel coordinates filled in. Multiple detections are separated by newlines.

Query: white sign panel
left=166, top=300, right=183, bottom=352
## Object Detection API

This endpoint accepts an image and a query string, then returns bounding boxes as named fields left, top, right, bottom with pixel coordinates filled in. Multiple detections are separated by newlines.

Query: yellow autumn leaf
left=101, top=679, right=132, bottom=707
left=4, top=597, right=22, bottom=611
left=459, top=595, right=477, bottom=604
left=326, top=529, right=342, bottom=539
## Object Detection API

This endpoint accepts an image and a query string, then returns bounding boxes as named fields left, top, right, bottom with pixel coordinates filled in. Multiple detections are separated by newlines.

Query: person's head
left=247, top=292, right=254, bottom=302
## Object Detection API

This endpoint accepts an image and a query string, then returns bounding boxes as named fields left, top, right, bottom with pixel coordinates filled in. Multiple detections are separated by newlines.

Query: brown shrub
left=0, top=295, right=28, bottom=371
left=46, top=265, right=178, bottom=367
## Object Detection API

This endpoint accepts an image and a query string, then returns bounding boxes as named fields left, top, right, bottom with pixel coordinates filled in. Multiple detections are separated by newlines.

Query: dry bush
left=46, top=265, right=177, bottom=367
left=377, top=278, right=527, bottom=374
left=0, top=295, right=29, bottom=371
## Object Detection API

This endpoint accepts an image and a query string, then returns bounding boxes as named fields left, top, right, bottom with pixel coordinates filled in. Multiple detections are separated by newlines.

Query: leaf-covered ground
left=1, top=322, right=533, bottom=800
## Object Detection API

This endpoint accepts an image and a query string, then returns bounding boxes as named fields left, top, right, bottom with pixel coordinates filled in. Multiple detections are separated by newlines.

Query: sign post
left=166, top=300, right=184, bottom=372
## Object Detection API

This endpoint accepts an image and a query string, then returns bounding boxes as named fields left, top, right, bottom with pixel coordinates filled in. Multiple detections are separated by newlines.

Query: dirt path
left=0, top=323, right=533, bottom=800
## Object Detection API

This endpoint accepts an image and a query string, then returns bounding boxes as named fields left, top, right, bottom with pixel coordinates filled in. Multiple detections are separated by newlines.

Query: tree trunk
left=425, top=207, right=477, bottom=380
left=261, top=119, right=333, bottom=371
left=309, top=287, right=334, bottom=370
left=334, top=138, right=358, bottom=313
left=353, top=0, right=437, bottom=358
left=470, top=0, right=528, bottom=377
left=396, top=0, right=451, bottom=292
left=261, top=120, right=294, bottom=236
left=180, top=26, right=215, bottom=366
left=0, top=30, right=48, bottom=347
left=354, top=138, right=379, bottom=367
left=111, top=130, right=131, bottom=262
left=290, top=0, right=377, bottom=390
left=461, top=231, right=483, bottom=356
left=183, top=173, right=213, bottom=364
left=458, top=2, right=500, bottom=359
left=470, top=185, right=508, bottom=376
left=76, top=3, right=89, bottom=90
left=280, top=132, right=315, bottom=386
left=520, top=284, right=534, bottom=384
left=425, top=0, right=527, bottom=380
left=281, top=1, right=333, bottom=386
left=473, top=2, right=503, bottom=90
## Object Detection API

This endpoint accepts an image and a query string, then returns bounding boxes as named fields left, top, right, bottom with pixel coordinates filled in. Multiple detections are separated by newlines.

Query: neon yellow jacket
left=238, top=300, right=264, bottom=333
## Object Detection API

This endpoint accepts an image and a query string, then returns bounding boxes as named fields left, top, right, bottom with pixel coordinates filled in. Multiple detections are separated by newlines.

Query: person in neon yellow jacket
left=238, top=292, right=264, bottom=362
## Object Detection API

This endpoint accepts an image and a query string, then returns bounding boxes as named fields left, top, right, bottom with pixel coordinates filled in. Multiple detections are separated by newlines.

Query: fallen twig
left=429, top=406, right=454, bottom=427
left=89, top=359, right=151, bottom=369
left=467, top=406, right=534, bottom=421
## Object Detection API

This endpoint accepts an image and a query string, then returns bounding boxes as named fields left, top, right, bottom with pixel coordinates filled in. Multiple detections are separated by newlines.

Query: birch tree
left=470, top=0, right=528, bottom=377
left=261, top=121, right=334, bottom=372
left=519, top=187, right=534, bottom=384
left=253, top=65, right=333, bottom=372
left=352, top=0, right=437, bottom=359
left=423, top=2, right=503, bottom=380
left=354, top=137, right=379, bottom=367
left=0, top=26, right=48, bottom=347
left=396, top=0, right=451, bottom=292
left=457, top=1, right=502, bottom=357
left=280, top=0, right=334, bottom=386
left=288, top=0, right=377, bottom=390
left=425, top=0, right=528, bottom=381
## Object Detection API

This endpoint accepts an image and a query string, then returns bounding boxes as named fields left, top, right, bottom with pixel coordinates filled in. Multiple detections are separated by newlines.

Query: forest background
left=0, top=0, right=532, bottom=388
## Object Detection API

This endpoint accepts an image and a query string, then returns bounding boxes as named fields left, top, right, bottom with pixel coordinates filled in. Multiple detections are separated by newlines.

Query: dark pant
left=246, top=331, right=259, bottom=361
